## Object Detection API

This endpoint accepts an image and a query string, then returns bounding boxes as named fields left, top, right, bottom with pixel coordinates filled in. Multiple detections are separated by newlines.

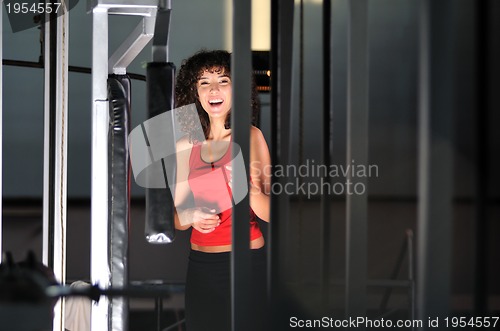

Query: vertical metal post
left=42, top=2, right=69, bottom=330
left=0, top=1, right=3, bottom=258
left=320, top=0, right=332, bottom=309
left=231, top=1, right=252, bottom=330
left=416, top=0, right=455, bottom=326
left=407, top=230, right=416, bottom=327
left=152, top=0, right=171, bottom=63
left=91, top=8, right=110, bottom=331
left=345, top=0, right=369, bottom=320
left=270, top=0, right=294, bottom=328
left=474, top=0, right=489, bottom=315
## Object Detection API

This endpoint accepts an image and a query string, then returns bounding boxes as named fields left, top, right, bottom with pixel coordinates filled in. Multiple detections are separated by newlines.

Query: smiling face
left=196, top=69, right=232, bottom=122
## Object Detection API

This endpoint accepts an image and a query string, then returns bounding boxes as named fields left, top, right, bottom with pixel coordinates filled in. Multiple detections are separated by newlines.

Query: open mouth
left=208, top=99, right=224, bottom=106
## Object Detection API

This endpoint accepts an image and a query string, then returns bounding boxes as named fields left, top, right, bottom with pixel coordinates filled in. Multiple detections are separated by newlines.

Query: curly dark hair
left=175, top=49, right=260, bottom=143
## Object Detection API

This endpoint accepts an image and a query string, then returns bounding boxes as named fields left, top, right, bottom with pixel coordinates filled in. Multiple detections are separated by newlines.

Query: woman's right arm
left=174, top=137, right=194, bottom=230
left=173, top=138, right=220, bottom=232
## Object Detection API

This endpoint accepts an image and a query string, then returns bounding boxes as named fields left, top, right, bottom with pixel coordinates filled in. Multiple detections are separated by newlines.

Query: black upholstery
left=144, top=62, right=176, bottom=244
left=108, top=75, right=132, bottom=331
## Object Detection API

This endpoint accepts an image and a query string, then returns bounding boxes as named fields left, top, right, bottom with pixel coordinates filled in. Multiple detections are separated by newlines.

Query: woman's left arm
left=249, top=126, right=271, bottom=222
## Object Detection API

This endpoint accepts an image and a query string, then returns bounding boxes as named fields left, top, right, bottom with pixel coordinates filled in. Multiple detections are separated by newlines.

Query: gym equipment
left=0, top=252, right=57, bottom=331
left=144, top=62, right=176, bottom=244
left=107, top=75, right=132, bottom=331
left=0, top=252, right=180, bottom=331
left=90, top=1, right=174, bottom=329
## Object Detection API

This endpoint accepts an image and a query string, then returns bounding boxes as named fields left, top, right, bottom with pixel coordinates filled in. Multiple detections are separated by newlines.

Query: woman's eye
left=219, top=79, right=230, bottom=84
left=199, top=81, right=209, bottom=86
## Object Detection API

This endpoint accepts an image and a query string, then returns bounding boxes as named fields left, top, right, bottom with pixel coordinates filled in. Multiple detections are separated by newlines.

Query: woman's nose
left=210, top=82, right=219, bottom=92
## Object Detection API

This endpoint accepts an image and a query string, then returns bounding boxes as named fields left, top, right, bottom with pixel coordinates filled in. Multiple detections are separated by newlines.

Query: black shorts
left=185, top=247, right=267, bottom=331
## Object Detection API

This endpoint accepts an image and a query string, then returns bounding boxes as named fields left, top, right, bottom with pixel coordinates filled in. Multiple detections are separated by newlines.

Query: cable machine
left=89, top=0, right=174, bottom=330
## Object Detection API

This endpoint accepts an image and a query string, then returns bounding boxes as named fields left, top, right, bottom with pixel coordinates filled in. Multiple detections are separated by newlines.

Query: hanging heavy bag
left=144, top=62, right=176, bottom=243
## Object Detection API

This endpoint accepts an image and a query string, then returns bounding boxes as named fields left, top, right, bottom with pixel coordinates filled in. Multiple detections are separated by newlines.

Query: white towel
left=64, top=281, right=91, bottom=331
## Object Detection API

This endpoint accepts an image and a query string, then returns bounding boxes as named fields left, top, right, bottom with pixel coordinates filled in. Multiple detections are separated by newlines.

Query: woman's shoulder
left=176, top=134, right=194, bottom=148
left=250, top=126, right=267, bottom=145
left=176, top=135, right=196, bottom=160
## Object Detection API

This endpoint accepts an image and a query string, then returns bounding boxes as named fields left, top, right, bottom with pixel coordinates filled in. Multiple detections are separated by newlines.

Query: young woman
left=173, top=50, right=271, bottom=331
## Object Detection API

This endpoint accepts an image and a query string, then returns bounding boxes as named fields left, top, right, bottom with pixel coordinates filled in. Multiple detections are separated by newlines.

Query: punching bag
left=144, top=62, right=177, bottom=243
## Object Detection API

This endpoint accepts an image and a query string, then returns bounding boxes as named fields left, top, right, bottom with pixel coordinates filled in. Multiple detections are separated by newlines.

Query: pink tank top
left=188, top=140, right=262, bottom=246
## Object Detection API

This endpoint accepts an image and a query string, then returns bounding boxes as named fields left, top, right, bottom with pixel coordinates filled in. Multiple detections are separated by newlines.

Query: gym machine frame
left=89, top=0, right=171, bottom=330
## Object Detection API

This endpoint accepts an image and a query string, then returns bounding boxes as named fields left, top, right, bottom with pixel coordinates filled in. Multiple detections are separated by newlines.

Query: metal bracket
left=108, top=16, right=156, bottom=74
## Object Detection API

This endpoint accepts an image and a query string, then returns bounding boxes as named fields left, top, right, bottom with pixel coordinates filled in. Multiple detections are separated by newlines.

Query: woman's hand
left=181, top=207, right=220, bottom=233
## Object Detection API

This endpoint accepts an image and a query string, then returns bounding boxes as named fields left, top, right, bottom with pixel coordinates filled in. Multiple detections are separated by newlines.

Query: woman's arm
left=173, top=137, right=194, bottom=230
left=249, top=126, right=271, bottom=222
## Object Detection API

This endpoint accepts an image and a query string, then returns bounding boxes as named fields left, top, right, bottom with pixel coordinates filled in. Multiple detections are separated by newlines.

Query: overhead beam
left=88, top=0, right=158, bottom=16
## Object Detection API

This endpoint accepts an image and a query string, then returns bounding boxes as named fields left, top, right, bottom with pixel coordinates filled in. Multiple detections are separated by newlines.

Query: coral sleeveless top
left=188, top=139, right=262, bottom=246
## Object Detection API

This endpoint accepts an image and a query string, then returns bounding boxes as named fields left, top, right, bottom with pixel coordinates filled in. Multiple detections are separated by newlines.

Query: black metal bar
left=368, top=280, right=412, bottom=288
left=320, top=0, right=332, bottom=310
left=46, top=284, right=180, bottom=301
left=407, top=230, right=416, bottom=329
left=345, top=0, right=369, bottom=321
left=231, top=1, right=252, bottom=331
left=331, top=278, right=413, bottom=288
left=152, top=2, right=171, bottom=63
left=474, top=0, right=489, bottom=316
left=297, top=0, right=304, bottom=292
left=2, top=59, right=147, bottom=81
left=379, top=234, right=409, bottom=311
left=46, top=0, right=58, bottom=274
left=416, top=0, right=455, bottom=326
left=155, top=297, right=164, bottom=331
left=161, top=318, right=185, bottom=331
left=269, top=0, right=294, bottom=329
